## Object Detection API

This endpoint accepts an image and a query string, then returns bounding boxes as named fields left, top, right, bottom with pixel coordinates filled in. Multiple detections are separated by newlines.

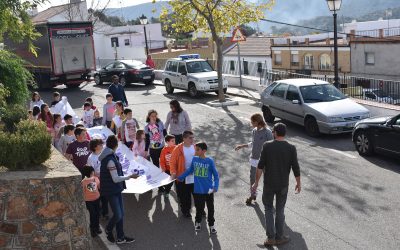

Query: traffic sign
left=231, top=27, right=246, bottom=42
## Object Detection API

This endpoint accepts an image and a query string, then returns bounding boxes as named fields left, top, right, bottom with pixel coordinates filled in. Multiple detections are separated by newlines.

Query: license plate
left=143, top=76, right=151, bottom=79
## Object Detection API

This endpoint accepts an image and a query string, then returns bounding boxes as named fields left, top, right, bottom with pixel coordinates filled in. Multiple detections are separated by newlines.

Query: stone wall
left=0, top=148, right=91, bottom=249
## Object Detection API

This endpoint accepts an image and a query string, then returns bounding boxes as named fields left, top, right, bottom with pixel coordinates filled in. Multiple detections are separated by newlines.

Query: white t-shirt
left=183, top=145, right=195, bottom=184
left=87, top=153, right=101, bottom=177
left=82, top=109, right=94, bottom=128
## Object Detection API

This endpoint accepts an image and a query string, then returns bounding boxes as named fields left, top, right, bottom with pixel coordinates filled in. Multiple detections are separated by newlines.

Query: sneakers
left=275, top=236, right=290, bottom=245
left=195, top=223, right=201, bottom=231
left=209, top=226, right=217, bottom=234
left=116, top=236, right=136, bottom=244
left=106, top=230, right=115, bottom=243
left=90, top=228, right=102, bottom=237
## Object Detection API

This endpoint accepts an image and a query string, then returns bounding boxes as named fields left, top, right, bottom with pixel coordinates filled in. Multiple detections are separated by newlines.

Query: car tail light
left=129, top=69, right=140, bottom=74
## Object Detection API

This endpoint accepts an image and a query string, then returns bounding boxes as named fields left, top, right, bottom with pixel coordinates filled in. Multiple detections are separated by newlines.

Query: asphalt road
left=39, top=81, right=400, bottom=250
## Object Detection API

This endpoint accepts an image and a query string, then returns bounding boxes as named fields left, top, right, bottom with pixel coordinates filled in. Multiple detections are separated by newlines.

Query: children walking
left=132, top=130, right=146, bottom=158
left=30, top=92, right=44, bottom=110
left=82, top=102, right=95, bottom=128
left=52, top=114, right=63, bottom=147
left=178, top=142, right=219, bottom=234
left=93, top=110, right=102, bottom=127
left=234, top=113, right=273, bottom=205
left=102, top=93, right=115, bottom=128
left=38, top=103, right=54, bottom=134
left=121, top=108, right=140, bottom=149
left=81, top=165, right=102, bottom=237
left=112, top=101, right=125, bottom=139
left=57, top=125, right=75, bottom=154
left=51, top=92, right=61, bottom=107
left=159, top=135, right=176, bottom=197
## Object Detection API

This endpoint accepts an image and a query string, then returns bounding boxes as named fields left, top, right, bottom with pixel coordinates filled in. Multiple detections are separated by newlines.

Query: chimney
left=30, top=4, right=38, bottom=16
left=325, top=38, right=330, bottom=45
left=349, top=30, right=356, bottom=42
left=379, top=29, right=384, bottom=38
left=286, top=38, right=290, bottom=45
left=305, top=38, right=309, bottom=45
left=270, top=39, right=274, bottom=46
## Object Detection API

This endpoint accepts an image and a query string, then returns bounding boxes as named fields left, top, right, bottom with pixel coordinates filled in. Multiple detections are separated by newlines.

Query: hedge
left=0, top=120, right=52, bottom=170
left=0, top=104, right=28, bottom=133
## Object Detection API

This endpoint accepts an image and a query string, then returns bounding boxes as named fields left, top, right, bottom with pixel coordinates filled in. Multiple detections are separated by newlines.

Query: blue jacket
left=178, top=156, right=219, bottom=194
left=108, top=83, right=128, bottom=105
left=99, top=147, right=126, bottom=196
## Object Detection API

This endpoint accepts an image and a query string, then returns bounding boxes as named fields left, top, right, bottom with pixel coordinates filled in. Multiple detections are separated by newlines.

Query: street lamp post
left=326, top=0, right=342, bottom=88
left=140, top=14, right=149, bottom=55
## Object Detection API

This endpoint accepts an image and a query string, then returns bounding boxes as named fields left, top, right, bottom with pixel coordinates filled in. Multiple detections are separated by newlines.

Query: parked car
left=94, top=60, right=155, bottom=86
left=363, top=88, right=400, bottom=105
left=162, top=54, right=228, bottom=97
left=260, top=79, right=370, bottom=137
left=352, top=114, right=400, bottom=158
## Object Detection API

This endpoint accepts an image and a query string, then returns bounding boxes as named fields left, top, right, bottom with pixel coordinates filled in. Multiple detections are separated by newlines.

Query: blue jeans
left=106, top=193, right=125, bottom=239
left=262, top=186, right=288, bottom=240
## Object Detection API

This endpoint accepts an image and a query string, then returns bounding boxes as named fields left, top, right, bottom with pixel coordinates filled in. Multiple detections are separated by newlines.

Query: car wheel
left=305, top=117, right=320, bottom=137
left=120, top=76, right=127, bottom=87
left=354, top=130, right=374, bottom=156
left=188, top=83, right=198, bottom=98
left=165, top=79, right=174, bottom=94
left=262, top=106, right=275, bottom=123
left=94, top=75, right=102, bottom=85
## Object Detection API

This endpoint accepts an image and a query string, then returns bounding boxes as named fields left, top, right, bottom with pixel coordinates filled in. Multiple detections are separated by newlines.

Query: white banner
left=50, top=96, right=80, bottom=124
left=87, top=126, right=174, bottom=194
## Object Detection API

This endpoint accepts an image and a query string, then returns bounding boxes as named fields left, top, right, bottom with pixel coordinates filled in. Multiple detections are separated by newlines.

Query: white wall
left=223, top=55, right=272, bottom=77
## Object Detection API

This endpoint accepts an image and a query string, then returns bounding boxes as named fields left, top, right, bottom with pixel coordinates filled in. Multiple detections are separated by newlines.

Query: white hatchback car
left=261, top=79, right=370, bottom=136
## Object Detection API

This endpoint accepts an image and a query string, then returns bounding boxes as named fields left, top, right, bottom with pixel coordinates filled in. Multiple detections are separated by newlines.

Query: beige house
left=271, top=38, right=351, bottom=75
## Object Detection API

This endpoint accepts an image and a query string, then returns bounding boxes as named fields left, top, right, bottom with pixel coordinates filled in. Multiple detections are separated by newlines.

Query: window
left=365, top=52, right=375, bottom=65
left=291, top=51, right=299, bottom=66
left=394, top=117, right=400, bottom=126
left=178, top=62, right=187, bottom=74
left=105, top=63, right=114, bottom=70
left=274, top=52, right=282, bottom=65
left=364, top=91, right=376, bottom=99
left=257, top=62, right=263, bottom=73
left=286, top=85, right=300, bottom=101
left=300, top=84, right=346, bottom=103
left=186, top=61, right=213, bottom=73
left=243, top=60, right=249, bottom=75
left=230, top=61, right=235, bottom=71
left=320, top=54, right=331, bottom=70
left=304, top=54, right=314, bottom=69
left=113, top=62, right=125, bottom=69
left=124, top=39, right=130, bottom=46
left=271, top=83, right=288, bottom=98
left=111, top=37, right=119, bottom=47
left=168, top=61, right=178, bottom=72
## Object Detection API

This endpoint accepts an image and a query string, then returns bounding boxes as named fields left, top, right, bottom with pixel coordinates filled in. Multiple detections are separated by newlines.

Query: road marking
left=327, top=148, right=357, bottom=159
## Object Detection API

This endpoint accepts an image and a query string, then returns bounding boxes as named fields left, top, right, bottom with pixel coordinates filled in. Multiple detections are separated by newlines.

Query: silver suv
left=162, top=54, right=228, bottom=97
left=261, top=79, right=370, bottom=136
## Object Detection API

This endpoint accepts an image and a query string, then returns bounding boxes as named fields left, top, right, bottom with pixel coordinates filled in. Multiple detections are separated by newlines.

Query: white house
left=223, top=37, right=272, bottom=77
left=343, top=19, right=400, bottom=37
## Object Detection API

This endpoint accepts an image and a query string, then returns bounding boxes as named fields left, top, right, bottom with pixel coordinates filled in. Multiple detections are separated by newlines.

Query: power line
left=261, top=18, right=400, bottom=43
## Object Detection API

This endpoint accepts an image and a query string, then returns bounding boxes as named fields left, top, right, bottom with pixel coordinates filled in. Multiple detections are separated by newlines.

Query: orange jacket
left=160, top=145, right=176, bottom=172
left=169, top=143, right=188, bottom=180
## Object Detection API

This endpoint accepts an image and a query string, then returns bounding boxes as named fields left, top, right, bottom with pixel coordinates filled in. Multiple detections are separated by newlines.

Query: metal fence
left=259, top=69, right=400, bottom=106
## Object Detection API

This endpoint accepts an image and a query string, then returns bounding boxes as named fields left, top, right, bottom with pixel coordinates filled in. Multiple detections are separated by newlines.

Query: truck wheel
left=94, top=75, right=102, bottom=85
left=305, top=117, right=320, bottom=137
left=120, top=76, right=127, bottom=87
left=262, top=106, right=275, bottom=123
left=188, top=83, right=198, bottom=98
left=165, top=79, right=174, bottom=94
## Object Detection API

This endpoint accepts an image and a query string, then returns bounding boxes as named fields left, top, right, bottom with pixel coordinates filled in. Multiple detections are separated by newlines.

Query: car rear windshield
left=186, top=61, right=214, bottom=73
left=300, top=84, right=346, bottom=103
left=123, top=61, right=149, bottom=69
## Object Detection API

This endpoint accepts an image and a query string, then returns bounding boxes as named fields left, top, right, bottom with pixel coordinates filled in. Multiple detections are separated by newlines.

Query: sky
left=37, top=0, right=165, bottom=11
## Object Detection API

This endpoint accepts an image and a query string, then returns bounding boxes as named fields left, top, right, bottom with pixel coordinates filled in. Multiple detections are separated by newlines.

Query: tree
left=240, top=24, right=257, bottom=37
left=0, top=0, right=44, bottom=56
left=160, top=0, right=275, bottom=102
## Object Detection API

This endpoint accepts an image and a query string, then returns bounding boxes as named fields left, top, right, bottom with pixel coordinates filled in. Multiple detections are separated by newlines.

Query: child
left=178, top=142, right=219, bottom=234
left=52, top=114, right=63, bottom=147
left=87, top=139, right=104, bottom=177
left=76, top=123, right=91, bottom=141
left=85, top=97, right=97, bottom=110
left=51, top=92, right=61, bottom=107
left=82, top=102, right=94, bottom=128
left=38, top=103, right=54, bottom=134
left=93, top=110, right=102, bottom=127
left=30, top=92, right=44, bottom=110
left=57, top=125, right=75, bottom=154
left=32, top=106, right=41, bottom=120
left=234, top=113, right=273, bottom=205
left=112, top=101, right=125, bottom=139
left=144, top=109, right=167, bottom=169
left=81, top=165, right=102, bottom=237
left=159, top=135, right=176, bottom=197
left=121, top=108, right=140, bottom=149
left=86, top=139, right=108, bottom=219
left=102, top=93, right=115, bottom=128
left=132, top=129, right=146, bottom=158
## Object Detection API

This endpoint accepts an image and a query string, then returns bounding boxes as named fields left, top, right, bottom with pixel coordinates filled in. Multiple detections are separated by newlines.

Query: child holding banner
left=121, top=108, right=140, bottom=149
left=132, top=130, right=146, bottom=158
left=102, top=93, right=115, bottom=128
left=178, top=142, right=219, bottom=234
left=159, top=135, right=176, bottom=197
left=81, top=165, right=101, bottom=237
